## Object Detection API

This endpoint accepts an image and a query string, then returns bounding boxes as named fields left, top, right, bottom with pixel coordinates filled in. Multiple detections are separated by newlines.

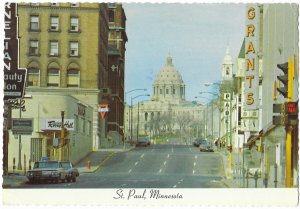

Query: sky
left=123, top=3, right=245, bottom=104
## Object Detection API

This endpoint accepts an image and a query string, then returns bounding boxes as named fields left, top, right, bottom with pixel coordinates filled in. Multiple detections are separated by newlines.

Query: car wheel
left=67, top=177, right=71, bottom=183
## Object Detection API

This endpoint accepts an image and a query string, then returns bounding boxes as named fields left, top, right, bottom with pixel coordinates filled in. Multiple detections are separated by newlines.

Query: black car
left=27, top=160, right=68, bottom=184
left=193, top=138, right=206, bottom=147
left=199, top=141, right=214, bottom=152
left=61, top=161, right=79, bottom=182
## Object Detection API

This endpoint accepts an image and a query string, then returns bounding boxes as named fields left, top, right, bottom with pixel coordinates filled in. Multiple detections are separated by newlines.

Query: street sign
left=12, top=118, right=33, bottom=135
left=98, top=104, right=109, bottom=118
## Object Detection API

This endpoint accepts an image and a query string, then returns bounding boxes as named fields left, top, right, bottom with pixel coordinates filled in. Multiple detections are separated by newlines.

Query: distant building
left=7, top=3, right=112, bottom=171
left=124, top=55, right=204, bottom=142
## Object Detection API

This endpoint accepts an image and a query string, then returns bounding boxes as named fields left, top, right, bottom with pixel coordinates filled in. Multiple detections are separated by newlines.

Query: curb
left=79, top=152, right=115, bottom=174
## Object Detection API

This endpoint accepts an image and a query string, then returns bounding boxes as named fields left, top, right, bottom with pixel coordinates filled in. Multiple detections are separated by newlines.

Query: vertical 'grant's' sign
left=244, top=4, right=260, bottom=110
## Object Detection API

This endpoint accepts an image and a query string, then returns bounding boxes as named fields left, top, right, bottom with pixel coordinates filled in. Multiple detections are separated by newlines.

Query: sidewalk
left=2, top=144, right=135, bottom=188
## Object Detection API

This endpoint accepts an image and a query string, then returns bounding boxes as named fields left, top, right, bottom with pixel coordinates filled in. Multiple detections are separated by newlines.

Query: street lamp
left=131, top=94, right=150, bottom=142
left=125, top=88, right=146, bottom=143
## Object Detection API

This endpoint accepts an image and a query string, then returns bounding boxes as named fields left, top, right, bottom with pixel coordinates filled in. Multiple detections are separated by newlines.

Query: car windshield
left=61, top=162, right=72, bottom=169
left=34, top=161, right=59, bottom=169
left=138, top=137, right=148, bottom=142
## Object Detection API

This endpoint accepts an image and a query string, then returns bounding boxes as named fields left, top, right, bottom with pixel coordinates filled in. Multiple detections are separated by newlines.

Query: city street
left=19, top=143, right=227, bottom=188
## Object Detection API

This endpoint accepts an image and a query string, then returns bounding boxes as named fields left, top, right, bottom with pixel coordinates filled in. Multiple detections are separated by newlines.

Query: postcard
left=1, top=1, right=299, bottom=207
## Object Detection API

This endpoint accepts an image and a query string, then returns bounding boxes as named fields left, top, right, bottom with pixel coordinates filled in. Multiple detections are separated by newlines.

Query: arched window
left=226, top=67, right=230, bottom=75
left=67, top=62, right=80, bottom=87
left=27, top=61, right=40, bottom=87
left=47, top=62, right=60, bottom=87
left=145, top=112, right=148, bottom=121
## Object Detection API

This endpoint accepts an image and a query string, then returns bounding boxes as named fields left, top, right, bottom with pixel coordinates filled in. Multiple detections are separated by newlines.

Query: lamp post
left=131, top=94, right=150, bottom=142
left=204, top=82, right=222, bottom=151
left=125, top=88, right=146, bottom=143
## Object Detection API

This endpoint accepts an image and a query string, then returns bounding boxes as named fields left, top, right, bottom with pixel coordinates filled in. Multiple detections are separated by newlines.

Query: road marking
left=195, top=155, right=197, bottom=159
left=173, top=185, right=177, bottom=188
left=164, top=161, right=167, bottom=165
left=128, top=169, right=132, bottom=173
left=194, top=162, right=196, bottom=167
left=167, top=154, right=170, bottom=158
left=135, top=161, right=139, bottom=166
left=140, top=154, right=144, bottom=158
left=159, top=169, right=162, bottom=173
left=172, top=147, right=174, bottom=153
left=193, top=170, right=195, bottom=175
left=178, top=181, right=181, bottom=184
left=180, top=179, right=183, bottom=182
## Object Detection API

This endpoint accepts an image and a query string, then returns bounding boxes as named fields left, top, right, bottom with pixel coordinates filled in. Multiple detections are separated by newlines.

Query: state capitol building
left=124, top=55, right=204, bottom=142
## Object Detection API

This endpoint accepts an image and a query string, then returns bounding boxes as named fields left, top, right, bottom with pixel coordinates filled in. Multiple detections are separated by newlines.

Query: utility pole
left=60, top=111, right=65, bottom=161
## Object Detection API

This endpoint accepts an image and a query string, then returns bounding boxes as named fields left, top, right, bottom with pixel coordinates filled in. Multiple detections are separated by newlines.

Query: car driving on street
left=136, top=136, right=150, bottom=147
left=61, top=161, right=79, bottom=182
left=27, top=160, right=68, bottom=184
left=199, top=141, right=214, bottom=152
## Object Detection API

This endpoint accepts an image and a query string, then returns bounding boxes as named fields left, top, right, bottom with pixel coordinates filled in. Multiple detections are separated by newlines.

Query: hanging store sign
left=12, top=118, right=33, bottom=134
left=42, top=119, right=75, bottom=131
left=244, top=4, right=260, bottom=110
left=4, top=3, right=27, bottom=101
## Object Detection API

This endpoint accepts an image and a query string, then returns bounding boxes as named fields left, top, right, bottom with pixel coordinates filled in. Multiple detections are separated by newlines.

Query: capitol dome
left=152, top=55, right=185, bottom=103
left=154, top=55, right=184, bottom=85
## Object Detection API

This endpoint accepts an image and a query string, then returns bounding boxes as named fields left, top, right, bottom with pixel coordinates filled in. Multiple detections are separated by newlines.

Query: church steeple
left=222, top=45, right=233, bottom=80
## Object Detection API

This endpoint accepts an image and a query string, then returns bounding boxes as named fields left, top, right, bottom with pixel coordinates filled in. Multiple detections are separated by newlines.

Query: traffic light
left=276, top=62, right=288, bottom=97
left=276, top=57, right=294, bottom=99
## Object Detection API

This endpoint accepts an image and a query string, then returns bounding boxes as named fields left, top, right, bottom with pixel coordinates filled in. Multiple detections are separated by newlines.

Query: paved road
left=20, top=144, right=227, bottom=188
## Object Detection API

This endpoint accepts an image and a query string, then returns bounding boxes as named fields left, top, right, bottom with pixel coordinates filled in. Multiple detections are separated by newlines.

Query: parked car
left=27, top=160, right=68, bottom=184
left=193, top=138, right=206, bottom=147
left=61, top=161, right=79, bottom=182
left=136, top=137, right=150, bottom=147
left=199, top=141, right=214, bottom=152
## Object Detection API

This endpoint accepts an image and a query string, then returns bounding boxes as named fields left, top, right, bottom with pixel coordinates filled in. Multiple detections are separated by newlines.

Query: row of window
left=31, top=3, right=80, bottom=7
left=29, top=40, right=79, bottom=57
left=30, top=15, right=79, bottom=32
left=27, top=67, right=80, bottom=88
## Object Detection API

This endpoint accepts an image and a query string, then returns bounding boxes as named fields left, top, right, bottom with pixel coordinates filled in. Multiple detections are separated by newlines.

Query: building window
left=29, top=40, right=39, bottom=55
left=70, top=17, right=79, bottom=32
left=109, top=10, right=115, bottom=22
left=51, top=3, right=59, bottom=6
left=71, top=3, right=79, bottom=7
left=30, top=15, right=39, bottom=31
left=47, top=68, right=60, bottom=87
left=173, top=89, right=176, bottom=94
left=30, top=138, right=43, bottom=162
left=50, top=16, right=59, bottom=31
left=87, top=121, right=92, bottom=136
left=70, top=42, right=79, bottom=56
left=160, top=89, right=162, bottom=94
left=226, top=67, right=230, bottom=75
left=27, top=67, right=40, bottom=87
left=67, top=69, right=80, bottom=87
left=166, top=89, right=169, bottom=94
left=49, top=41, right=58, bottom=56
